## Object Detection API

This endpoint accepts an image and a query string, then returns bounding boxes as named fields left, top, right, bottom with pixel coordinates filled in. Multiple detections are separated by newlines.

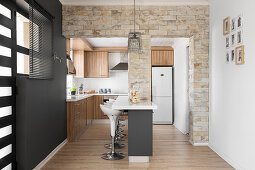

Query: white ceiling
left=85, top=37, right=188, bottom=47
left=59, top=0, right=208, bottom=6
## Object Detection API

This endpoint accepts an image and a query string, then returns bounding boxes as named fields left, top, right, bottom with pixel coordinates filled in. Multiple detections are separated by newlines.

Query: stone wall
left=62, top=5, right=209, bottom=144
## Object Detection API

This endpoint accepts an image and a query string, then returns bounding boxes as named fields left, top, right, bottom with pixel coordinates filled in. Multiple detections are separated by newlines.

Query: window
left=17, top=52, right=29, bottom=74
left=16, top=12, right=29, bottom=48
left=16, top=12, right=30, bottom=74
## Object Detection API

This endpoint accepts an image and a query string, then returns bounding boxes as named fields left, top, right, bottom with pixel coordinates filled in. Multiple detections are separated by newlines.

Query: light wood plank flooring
left=42, top=122, right=233, bottom=170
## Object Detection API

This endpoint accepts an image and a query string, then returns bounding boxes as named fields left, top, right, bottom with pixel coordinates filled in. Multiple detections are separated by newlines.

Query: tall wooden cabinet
left=151, top=47, right=174, bottom=66
left=84, top=51, right=109, bottom=78
left=73, top=50, right=85, bottom=77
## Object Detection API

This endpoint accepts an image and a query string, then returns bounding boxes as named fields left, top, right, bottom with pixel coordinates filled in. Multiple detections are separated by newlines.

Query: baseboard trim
left=209, top=143, right=244, bottom=170
left=189, top=139, right=208, bottom=146
left=33, top=139, right=67, bottom=170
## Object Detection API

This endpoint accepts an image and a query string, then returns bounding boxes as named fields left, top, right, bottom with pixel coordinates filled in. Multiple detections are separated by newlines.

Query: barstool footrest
left=101, top=152, right=125, bottom=160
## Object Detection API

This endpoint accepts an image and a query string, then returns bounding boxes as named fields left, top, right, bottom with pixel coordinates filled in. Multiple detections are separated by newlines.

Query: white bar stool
left=100, top=104, right=125, bottom=160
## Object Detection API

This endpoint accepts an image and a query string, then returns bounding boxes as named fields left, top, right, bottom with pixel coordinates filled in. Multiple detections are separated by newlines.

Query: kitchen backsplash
left=67, top=53, right=128, bottom=94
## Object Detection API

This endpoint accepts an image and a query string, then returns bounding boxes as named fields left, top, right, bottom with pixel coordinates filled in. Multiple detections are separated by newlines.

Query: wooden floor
left=42, top=122, right=233, bottom=170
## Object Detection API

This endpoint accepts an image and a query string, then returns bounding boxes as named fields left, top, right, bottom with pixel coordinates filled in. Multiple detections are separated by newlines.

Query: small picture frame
left=235, top=45, right=244, bottom=65
left=223, top=16, right=230, bottom=35
left=226, top=36, right=230, bottom=48
left=237, top=30, right=243, bottom=45
left=231, top=33, right=236, bottom=46
left=231, top=18, right=236, bottom=32
left=237, top=14, right=243, bottom=29
left=231, top=49, right=235, bottom=62
left=226, top=51, right=230, bottom=63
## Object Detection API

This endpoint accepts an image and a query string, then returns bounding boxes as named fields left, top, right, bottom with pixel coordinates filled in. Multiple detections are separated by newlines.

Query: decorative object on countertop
left=108, top=88, right=111, bottom=93
left=99, top=89, right=103, bottom=93
left=85, top=90, right=96, bottom=94
left=104, top=89, right=108, bottom=93
left=70, top=88, right=76, bottom=95
left=130, top=85, right=139, bottom=103
left=128, top=0, right=141, bottom=53
left=78, top=84, right=84, bottom=94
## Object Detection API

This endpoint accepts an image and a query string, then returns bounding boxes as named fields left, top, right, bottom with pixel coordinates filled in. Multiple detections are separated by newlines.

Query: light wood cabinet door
left=80, top=100, right=87, bottom=130
left=74, top=101, right=81, bottom=138
left=67, top=99, right=88, bottom=142
left=94, top=95, right=106, bottom=119
left=87, top=96, right=94, bottom=124
left=84, top=52, right=109, bottom=78
left=151, top=50, right=174, bottom=66
left=73, top=50, right=85, bottom=77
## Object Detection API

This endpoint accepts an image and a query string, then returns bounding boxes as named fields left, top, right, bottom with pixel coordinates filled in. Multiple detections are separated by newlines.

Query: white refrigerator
left=152, top=67, right=173, bottom=124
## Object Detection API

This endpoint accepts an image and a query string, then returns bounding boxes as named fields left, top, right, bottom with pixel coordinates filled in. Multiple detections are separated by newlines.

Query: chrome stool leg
left=101, top=136, right=125, bottom=160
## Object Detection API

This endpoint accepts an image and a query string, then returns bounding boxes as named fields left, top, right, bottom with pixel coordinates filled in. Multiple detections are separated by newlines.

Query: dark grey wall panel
left=16, top=0, right=66, bottom=169
left=128, top=110, right=153, bottom=156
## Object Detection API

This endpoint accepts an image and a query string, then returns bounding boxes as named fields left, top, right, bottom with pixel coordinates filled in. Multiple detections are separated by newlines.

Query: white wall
left=68, top=52, right=128, bottom=93
left=209, top=0, right=255, bottom=169
left=172, top=38, right=189, bottom=134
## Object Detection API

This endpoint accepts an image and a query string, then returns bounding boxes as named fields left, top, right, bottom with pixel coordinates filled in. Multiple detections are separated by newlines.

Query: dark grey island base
left=112, top=96, right=157, bottom=162
left=128, top=110, right=153, bottom=158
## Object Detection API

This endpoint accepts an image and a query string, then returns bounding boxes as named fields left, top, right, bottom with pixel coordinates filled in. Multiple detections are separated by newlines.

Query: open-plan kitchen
left=0, top=0, right=254, bottom=170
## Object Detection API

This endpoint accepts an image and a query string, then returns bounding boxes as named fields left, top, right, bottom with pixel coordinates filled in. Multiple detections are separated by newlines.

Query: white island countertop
left=112, top=96, right=157, bottom=110
left=66, top=93, right=128, bottom=102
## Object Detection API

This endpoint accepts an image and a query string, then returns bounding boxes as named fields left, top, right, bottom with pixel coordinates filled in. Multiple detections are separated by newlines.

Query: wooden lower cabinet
left=94, top=95, right=106, bottom=119
left=67, top=95, right=128, bottom=141
left=67, top=96, right=94, bottom=142
left=87, top=96, right=94, bottom=124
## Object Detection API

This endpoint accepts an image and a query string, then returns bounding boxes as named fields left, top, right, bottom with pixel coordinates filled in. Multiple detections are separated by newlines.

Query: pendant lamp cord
left=134, top=0, right=136, bottom=32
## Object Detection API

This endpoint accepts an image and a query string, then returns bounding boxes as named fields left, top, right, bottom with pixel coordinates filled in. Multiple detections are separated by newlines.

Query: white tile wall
left=67, top=52, right=128, bottom=93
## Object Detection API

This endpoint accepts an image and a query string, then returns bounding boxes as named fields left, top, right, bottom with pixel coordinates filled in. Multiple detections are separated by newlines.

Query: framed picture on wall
left=231, top=49, right=235, bottom=62
left=237, top=14, right=243, bottom=29
left=231, top=18, right=236, bottom=32
left=237, top=30, right=243, bottom=45
left=231, top=33, right=236, bottom=46
left=223, top=16, right=230, bottom=35
left=235, top=45, right=244, bottom=65
left=226, top=36, right=230, bottom=48
left=226, top=51, right=230, bottom=63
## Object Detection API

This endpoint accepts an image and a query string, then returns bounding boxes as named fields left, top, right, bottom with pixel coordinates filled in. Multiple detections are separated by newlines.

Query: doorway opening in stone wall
left=151, top=38, right=190, bottom=143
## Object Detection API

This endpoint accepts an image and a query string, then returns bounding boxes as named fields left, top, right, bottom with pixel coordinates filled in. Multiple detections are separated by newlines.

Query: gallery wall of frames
left=223, top=14, right=244, bottom=65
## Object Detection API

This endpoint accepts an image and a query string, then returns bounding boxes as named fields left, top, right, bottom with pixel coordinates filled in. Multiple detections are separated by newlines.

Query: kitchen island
left=112, top=96, right=157, bottom=162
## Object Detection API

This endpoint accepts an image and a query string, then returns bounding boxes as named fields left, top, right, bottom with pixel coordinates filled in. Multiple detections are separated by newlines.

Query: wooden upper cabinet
left=84, top=51, right=109, bottom=78
left=73, top=50, right=85, bottom=77
left=151, top=47, right=174, bottom=66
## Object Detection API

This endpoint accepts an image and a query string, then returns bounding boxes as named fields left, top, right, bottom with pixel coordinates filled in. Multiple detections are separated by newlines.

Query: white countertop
left=112, top=96, right=157, bottom=110
left=66, top=93, right=128, bottom=102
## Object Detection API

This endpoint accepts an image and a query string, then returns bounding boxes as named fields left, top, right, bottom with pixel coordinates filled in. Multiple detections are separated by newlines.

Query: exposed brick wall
left=62, top=5, right=209, bottom=144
